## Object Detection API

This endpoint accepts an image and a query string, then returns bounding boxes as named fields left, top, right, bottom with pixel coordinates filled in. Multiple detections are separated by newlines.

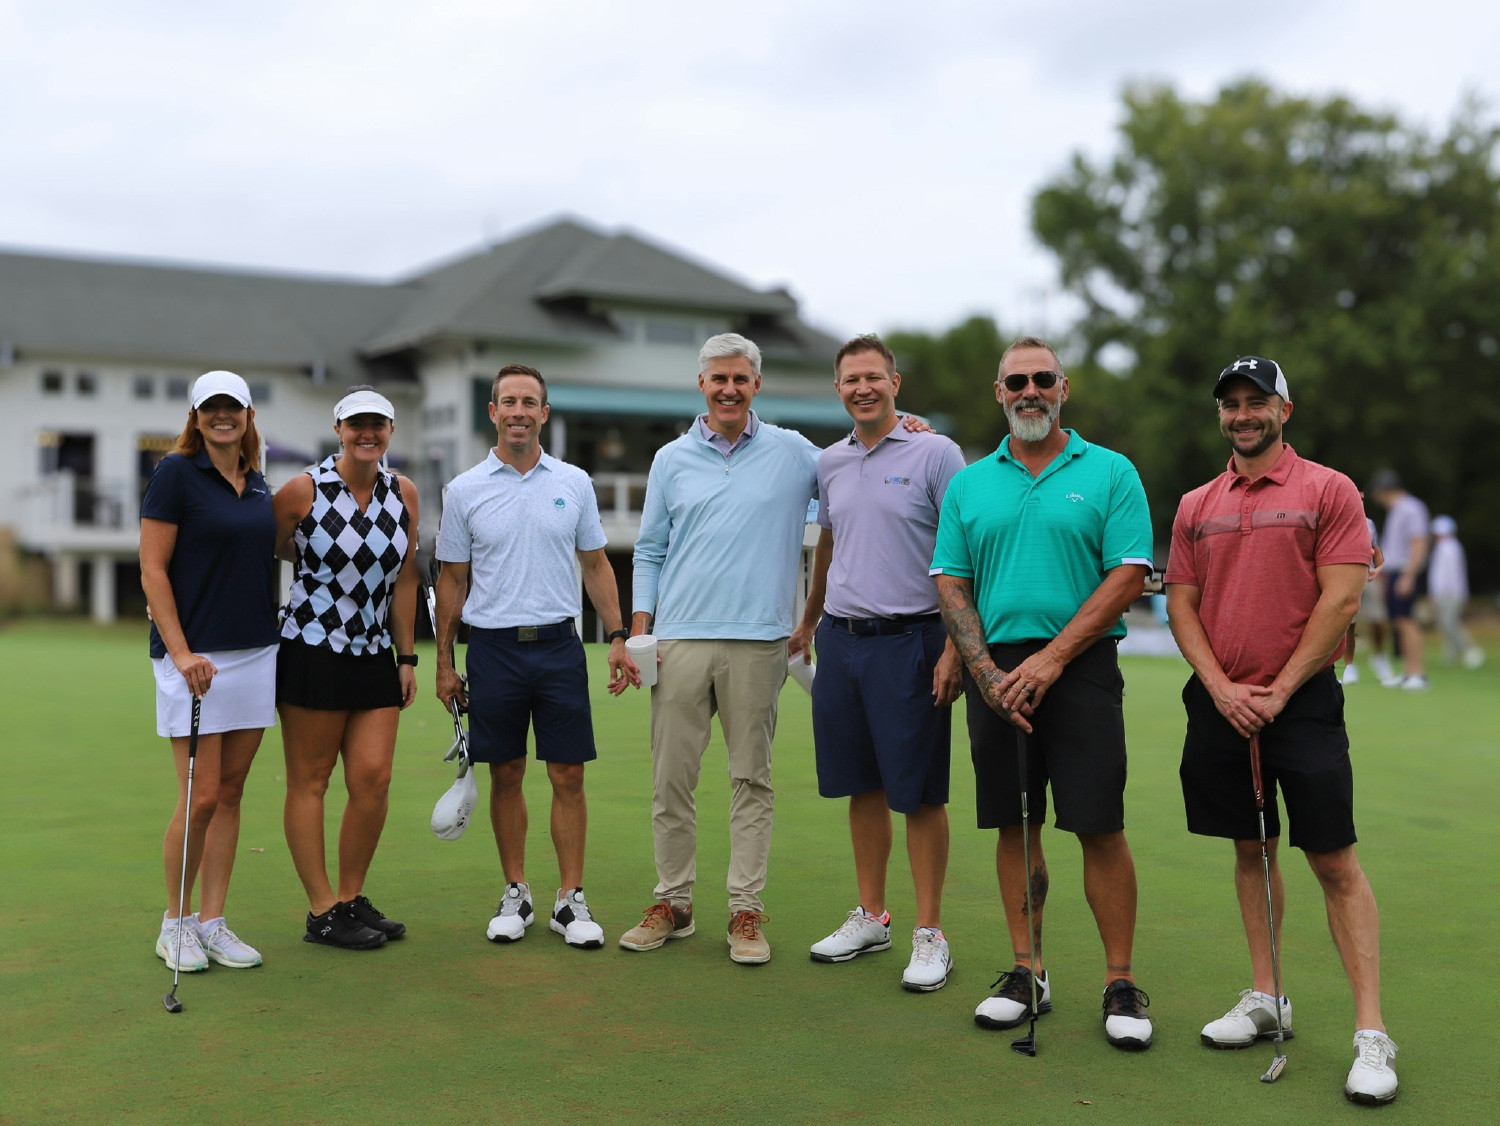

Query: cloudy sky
left=3, top=0, right=1496, bottom=338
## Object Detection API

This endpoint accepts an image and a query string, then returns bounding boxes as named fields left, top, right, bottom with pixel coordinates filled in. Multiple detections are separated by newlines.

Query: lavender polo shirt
left=818, top=427, right=967, bottom=619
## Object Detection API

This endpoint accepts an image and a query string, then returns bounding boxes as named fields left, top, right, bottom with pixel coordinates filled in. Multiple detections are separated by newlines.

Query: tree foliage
left=1030, top=79, right=1500, bottom=586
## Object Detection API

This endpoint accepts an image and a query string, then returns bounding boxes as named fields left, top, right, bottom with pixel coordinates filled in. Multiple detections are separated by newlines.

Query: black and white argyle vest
left=280, top=456, right=410, bottom=654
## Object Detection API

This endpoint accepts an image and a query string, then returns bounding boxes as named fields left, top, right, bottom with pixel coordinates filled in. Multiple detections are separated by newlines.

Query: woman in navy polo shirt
left=273, top=386, right=421, bottom=949
left=140, top=370, right=279, bottom=975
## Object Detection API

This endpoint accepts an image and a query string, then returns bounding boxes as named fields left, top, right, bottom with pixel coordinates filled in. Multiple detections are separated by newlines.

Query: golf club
left=1249, top=731, right=1288, bottom=1082
left=162, top=694, right=201, bottom=1015
left=1011, top=727, right=1040, bottom=1057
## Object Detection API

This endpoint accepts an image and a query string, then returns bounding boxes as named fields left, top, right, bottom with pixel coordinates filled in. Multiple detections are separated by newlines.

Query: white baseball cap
left=334, top=388, right=396, bottom=422
left=191, top=370, right=253, bottom=409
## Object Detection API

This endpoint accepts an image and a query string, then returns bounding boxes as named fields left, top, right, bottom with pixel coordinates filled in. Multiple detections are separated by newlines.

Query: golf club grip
left=1015, top=727, right=1028, bottom=792
left=1249, top=732, right=1264, bottom=809
left=188, top=695, right=201, bottom=760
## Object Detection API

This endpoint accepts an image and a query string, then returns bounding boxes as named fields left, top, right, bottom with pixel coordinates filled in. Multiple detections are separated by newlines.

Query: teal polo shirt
left=930, top=430, right=1153, bottom=644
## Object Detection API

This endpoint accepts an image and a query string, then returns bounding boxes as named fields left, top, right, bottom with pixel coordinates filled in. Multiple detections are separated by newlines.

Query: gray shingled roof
left=0, top=249, right=412, bottom=382
left=0, top=217, right=839, bottom=374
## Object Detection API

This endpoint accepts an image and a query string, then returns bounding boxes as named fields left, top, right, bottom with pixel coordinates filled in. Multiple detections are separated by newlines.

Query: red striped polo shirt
left=1165, top=445, right=1371, bottom=685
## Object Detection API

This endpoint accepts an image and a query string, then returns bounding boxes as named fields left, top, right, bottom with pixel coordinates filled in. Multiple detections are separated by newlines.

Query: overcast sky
left=3, top=0, right=1496, bottom=339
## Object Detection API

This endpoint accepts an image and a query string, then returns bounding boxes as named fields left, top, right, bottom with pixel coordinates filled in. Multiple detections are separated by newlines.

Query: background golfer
left=1165, top=355, right=1398, bottom=1105
left=931, top=335, right=1155, bottom=1050
left=434, top=364, right=637, bottom=951
left=789, top=334, right=965, bottom=991
left=140, top=370, right=277, bottom=974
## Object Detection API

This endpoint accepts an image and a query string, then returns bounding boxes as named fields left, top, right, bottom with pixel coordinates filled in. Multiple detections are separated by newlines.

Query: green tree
left=1033, top=79, right=1500, bottom=587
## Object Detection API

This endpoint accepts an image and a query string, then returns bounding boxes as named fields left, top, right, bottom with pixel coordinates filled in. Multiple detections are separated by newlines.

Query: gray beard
left=1005, top=398, right=1059, bottom=442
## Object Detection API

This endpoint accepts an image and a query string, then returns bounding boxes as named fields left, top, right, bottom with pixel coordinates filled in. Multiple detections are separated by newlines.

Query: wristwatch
left=606, top=629, right=630, bottom=643
left=396, top=653, right=419, bottom=666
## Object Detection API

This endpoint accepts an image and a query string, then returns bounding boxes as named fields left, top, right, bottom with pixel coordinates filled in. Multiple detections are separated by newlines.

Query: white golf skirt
left=153, top=644, right=278, bottom=737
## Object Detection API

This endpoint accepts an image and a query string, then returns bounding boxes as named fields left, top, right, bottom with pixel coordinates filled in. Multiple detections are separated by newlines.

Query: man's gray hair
left=698, top=332, right=762, bottom=375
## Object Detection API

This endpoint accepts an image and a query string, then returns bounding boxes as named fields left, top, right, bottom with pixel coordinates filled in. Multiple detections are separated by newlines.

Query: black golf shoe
left=304, top=902, right=387, bottom=949
left=347, top=894, right=407, bottom=940
left=975, top=967, right=1051, bottom=1029
left=1102, top=979, right=1153, bottom=1050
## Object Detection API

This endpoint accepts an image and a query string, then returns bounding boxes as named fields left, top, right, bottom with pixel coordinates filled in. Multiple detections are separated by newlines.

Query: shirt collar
left=996, top=428, right=1087, bottom=464
left=843, top=418, right=911, bottom=447
left=1225, top=443, right=1299, bottom=486
left=694, top=410, right=760, bottom=444
left=485, top=448, right=555, bottom=477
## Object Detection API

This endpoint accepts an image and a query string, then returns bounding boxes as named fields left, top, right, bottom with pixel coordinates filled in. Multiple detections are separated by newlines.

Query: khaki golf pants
left=650, top=639, right=785, bottom=914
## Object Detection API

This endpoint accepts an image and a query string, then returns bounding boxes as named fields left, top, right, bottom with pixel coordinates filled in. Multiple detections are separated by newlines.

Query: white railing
left=13, top=472, right=139, bottom=552
left=591, top=471, right=650, bottom=520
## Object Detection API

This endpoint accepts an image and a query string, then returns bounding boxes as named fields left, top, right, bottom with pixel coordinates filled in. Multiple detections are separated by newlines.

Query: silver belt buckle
left=517, top=626, right=538, bottom=642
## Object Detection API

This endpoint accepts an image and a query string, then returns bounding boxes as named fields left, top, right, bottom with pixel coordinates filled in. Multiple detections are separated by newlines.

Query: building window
left=76, top=372, right=99, bottom=396
left=41, top=370, right=64, bottom=394
left=166, top=377, right=190, bottom=400
left=644, top=318, right=697, bottom=346
left=248, top=382, right=271, bottom=404
left=133, top=375, right=155, bottom=399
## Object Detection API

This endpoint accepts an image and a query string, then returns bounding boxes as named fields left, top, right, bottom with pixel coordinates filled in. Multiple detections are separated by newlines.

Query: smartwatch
left=396, top=653, right=419, bottom=666
left=606, top=629, right=630, bottom=643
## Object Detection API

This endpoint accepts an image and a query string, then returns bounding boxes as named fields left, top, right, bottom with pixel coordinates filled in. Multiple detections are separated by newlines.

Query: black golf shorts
left=965, top=638, right=1127, bottom=834
left=1179, top=667, right=1356, bottom=853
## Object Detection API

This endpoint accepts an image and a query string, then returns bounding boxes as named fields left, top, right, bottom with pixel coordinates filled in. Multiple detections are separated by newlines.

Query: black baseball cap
left=1214, top=356, right=1290, bottom=400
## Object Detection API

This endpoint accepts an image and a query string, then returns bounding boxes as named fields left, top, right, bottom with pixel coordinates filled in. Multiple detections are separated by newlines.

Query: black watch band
left=396, top=653, right=419, bottom=666
left=606, top=629, right=630, bottom=643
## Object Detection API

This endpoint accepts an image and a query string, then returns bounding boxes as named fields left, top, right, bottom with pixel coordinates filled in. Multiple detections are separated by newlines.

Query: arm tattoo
left=937, top=576, right=996, bottom=678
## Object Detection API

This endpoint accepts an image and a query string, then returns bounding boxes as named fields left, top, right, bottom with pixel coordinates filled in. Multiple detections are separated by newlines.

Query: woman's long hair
left=170, top=407, right=263, bottom=472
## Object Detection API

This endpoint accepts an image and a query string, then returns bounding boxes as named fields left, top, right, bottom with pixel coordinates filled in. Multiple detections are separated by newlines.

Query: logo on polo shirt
left=883, top=475, right=911, bottom=486
left=1066, top=492, right=1084, bottom=503
left=554, top=497, right=566, bottom=508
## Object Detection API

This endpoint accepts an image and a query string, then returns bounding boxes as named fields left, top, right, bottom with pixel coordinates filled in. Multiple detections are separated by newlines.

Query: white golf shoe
left=196, top=916, right=263, bottom=968
left=900, top=928, right=952, bottom=992
left=974, top=967, right=1050, bottom=1029
left=1102, top=979, right=1153, bottom=1050
left=1370, top=654, right=1396, bottom=683
left=1345, top=1029, right=1398, bottom=1105
left=1341, top=663, right=1360, bottom=685
left=1200, top=988, right=1294, bottom=1048
left=809, top=907, right=891, bottom=963
left=550, top=887, right=605, bottom=948
left=487, top=882, right=534, bottom=942
left=156, top=913, right=209, bottom=973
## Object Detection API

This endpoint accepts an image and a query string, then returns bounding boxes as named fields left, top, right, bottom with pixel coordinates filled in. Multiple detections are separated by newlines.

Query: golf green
left=0, top=619, right=1492, bottom=1122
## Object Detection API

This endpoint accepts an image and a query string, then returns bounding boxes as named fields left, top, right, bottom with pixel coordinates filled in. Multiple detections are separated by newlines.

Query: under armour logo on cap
left=1213, top=356, right=1290, bottom=401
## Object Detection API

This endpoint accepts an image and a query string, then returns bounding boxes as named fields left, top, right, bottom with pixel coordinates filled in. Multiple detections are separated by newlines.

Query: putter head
left=1260, top=1041, right=1287, bottom=1083
left=1010, top=1020, right=1038, bottom=1056
left=162, top=992, right=183, bottom=1014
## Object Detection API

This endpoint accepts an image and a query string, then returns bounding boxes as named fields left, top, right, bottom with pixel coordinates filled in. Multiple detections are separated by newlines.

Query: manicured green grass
left=1, top=620, right=1495, bottom=1122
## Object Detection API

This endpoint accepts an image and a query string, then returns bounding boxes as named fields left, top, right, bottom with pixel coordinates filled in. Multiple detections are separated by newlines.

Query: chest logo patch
left=1066, top=492, right=1085, bottom=503
left=884, top=475, right=911, bottom=486
left=553, top=497, right=567, bottom=508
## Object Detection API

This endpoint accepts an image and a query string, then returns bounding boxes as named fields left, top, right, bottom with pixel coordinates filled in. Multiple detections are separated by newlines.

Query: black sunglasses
left=1001, top=370, right=1061, bottom=392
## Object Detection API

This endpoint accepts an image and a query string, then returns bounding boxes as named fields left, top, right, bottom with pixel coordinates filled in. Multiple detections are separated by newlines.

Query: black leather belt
left=823, top=613, right=942, bottom=636
left=476, top=621, right=576, bottom=643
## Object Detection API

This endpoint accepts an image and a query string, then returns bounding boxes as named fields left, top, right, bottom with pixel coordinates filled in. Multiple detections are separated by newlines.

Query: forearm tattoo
left=937, top=577, right=995, bottom=678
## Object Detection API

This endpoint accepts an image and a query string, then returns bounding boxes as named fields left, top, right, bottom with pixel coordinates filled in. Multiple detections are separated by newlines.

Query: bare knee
left=1306, top=846, right=1364, bottom=893
left=547, top=762, right=585, bottom=799
left=492, top=759, right=527, bottom=794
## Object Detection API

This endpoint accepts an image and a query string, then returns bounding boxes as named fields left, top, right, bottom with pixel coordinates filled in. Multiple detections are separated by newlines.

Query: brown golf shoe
left=618, top=901, right=695, bottom=951
left=727, top=911, right=770, bottom=964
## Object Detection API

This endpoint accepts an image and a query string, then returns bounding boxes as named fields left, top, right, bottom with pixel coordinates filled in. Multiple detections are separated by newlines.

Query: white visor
left=334, top=389, right=395, bottom=422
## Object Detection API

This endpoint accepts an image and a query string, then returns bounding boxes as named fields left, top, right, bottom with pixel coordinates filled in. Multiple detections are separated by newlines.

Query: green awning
left=472, top=379, right=853, bottom=431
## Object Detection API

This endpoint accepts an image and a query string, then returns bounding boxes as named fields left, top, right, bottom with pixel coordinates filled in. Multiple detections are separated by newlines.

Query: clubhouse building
left=0, top=217, right=847, bottom=626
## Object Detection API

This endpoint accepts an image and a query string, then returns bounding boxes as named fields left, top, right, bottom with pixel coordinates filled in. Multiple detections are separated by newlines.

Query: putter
left=163, top=694, right=201, bottom=1014
left=1249, top=732, right=1288, bottom=1082
left=1010, top=727, right=1040, bottom=1057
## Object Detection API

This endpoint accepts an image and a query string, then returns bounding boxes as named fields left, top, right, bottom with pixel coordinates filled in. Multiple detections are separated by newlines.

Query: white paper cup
left=625, top=634, right=658, bottom=687
left=787, top=654, right=816, bottom=694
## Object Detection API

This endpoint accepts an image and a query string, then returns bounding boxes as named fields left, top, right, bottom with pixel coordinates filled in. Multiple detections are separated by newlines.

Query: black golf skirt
left=276, top=637, right=403, bottom=711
